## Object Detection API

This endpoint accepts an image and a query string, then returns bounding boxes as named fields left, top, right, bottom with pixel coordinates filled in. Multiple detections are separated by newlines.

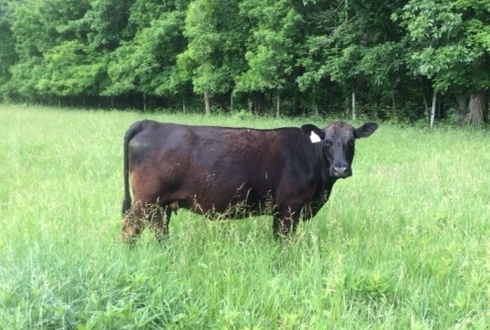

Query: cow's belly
left=177, top=186, right=271, bottom=219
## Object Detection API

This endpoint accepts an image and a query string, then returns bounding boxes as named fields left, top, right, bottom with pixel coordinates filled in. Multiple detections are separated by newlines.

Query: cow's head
left=301, top=121, right=378, bottom=179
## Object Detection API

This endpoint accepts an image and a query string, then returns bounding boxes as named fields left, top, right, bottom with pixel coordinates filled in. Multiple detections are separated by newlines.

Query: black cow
left=121, top=120, right=377, bottom=242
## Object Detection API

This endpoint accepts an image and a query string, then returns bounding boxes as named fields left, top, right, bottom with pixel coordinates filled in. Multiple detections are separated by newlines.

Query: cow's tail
left=122, top=120, right=147, bottom=217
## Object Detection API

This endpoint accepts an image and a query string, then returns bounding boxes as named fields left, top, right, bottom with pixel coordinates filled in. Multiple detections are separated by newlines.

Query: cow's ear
left=355, top=122, right=378, bottom=138
left=301, top=124, right=324, bottom=143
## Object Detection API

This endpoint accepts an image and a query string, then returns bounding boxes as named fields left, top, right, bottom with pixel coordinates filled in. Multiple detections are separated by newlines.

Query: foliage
left=105, top=1, right=188, bottom=98
left=235, top=0, right=301, bottom=93
left=178, top=0, right=243, bottom=97
left=394, top=0, right=490, bottom=95
left=0, top=0, right=490, bottom=122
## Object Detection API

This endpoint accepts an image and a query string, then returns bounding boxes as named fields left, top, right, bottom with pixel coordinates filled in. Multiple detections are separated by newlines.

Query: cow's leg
left=150, top=205, right=172, bottom=242
left=272, top=216, right=299, bottom=237
left=272, top=205, right=301, bottom=238
left=121, top=202, right=145, bottom=245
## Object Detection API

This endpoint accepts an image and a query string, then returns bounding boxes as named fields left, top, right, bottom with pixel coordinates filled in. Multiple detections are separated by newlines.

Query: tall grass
left=1, top=104, right=490, bottom=329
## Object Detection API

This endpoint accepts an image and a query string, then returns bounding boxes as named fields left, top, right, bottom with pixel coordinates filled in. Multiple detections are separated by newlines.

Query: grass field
left=1, top=104, right=490, bottom=329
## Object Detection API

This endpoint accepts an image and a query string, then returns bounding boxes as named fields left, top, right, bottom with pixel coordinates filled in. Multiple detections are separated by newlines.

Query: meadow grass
left=1, top=104, right=490, bottom=329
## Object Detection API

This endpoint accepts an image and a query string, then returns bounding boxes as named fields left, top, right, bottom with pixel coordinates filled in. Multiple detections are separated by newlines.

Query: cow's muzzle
left=332, top=166, right=352, bottom=178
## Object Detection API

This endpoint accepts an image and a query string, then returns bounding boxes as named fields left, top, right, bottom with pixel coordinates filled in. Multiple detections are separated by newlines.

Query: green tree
left=298, top=0, right=408, bottom=118
left=395, top=0, right=490, bottom=124
left=178, top=0, right=245, bottom=115
left=105, top=0, right=189, bottom=110
left=8, top=0, right=105, bottom=103
left=9, top=0, right=58, bottom=101
left=39, top=40, right=104, bottom=100
left=36, top=0, right=97, bottom=100
left=236, top=0, right=302, bottom=115
left=78, top=0, right=133, bottom=103
left=0, top=0, right=17, bottom=101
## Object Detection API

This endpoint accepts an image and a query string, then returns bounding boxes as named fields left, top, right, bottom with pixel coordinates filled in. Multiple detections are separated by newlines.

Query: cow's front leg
left=272, top=205, right=301, bottom=238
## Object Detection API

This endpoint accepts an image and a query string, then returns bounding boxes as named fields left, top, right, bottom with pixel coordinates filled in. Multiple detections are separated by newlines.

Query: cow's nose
left=333, top=166, right=351, bottom=178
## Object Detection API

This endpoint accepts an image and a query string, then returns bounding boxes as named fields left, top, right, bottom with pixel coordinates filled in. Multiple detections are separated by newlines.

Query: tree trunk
left=392, top=90, right=396, bottom=111
left=276, top=93, right=280, bottom=118
left=204, top=90, right=211, bottom=115
left=467, top=91, right=486, bottom=125
left=430, top=91, right=437, bottom=129
left=422, top=92, right=429, bottom=124
left=455, top=95, right=467, bottom=124
left=312, top=102, right=319, bottom=118
left=253, top=92, right=266, bottom=114
left=352, top=92, right=356, bottom=120
left=345, top=95, right=349, bottom=117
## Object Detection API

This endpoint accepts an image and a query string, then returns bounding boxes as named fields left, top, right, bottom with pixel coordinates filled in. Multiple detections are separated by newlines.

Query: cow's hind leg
left=149, top=204, right=172, bottom=243
left=121, top=202, right=145, bottom=245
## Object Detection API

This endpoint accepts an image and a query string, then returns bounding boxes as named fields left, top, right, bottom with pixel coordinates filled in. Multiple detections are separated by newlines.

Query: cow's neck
left=314, top=143, right=335, bottom=194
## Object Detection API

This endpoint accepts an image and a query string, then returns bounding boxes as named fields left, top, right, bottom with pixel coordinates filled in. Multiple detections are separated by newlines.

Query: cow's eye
left=324, top=141, right=332, bottom=147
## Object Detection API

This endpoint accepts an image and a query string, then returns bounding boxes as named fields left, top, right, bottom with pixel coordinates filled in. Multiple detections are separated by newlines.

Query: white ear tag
left=310, top=131, right=322, bottom=143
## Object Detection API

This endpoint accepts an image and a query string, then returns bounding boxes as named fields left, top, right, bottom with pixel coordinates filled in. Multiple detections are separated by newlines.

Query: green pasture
left=1, top=105, right=490, bottom=329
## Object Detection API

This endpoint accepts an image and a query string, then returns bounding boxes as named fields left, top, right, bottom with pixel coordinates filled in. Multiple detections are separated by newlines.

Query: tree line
left=0, top=0, right=489, bottom=124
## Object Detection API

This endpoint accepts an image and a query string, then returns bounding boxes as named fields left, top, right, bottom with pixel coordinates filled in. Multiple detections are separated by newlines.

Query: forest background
left=1, top=0, right=490, bottom=124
